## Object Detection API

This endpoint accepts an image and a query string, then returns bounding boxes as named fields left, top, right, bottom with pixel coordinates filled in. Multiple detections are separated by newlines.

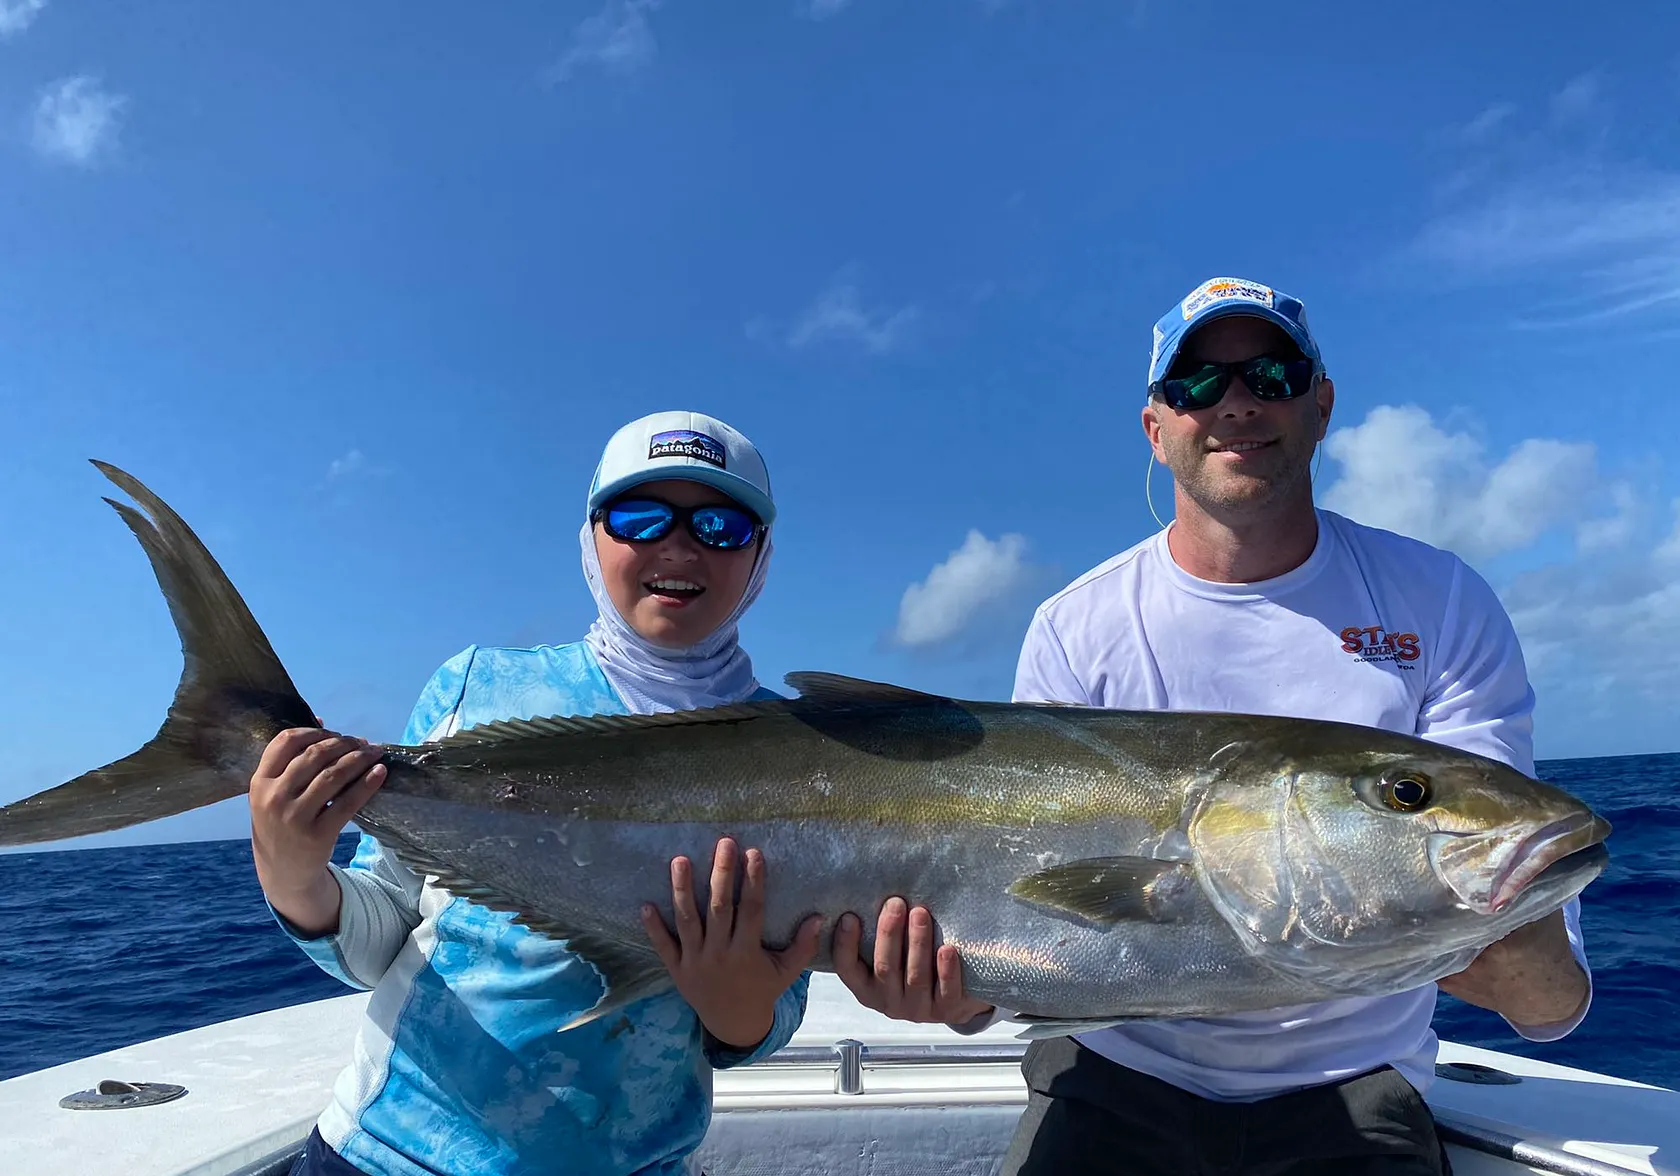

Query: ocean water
left=1, top=753, right=1676, bottom=1089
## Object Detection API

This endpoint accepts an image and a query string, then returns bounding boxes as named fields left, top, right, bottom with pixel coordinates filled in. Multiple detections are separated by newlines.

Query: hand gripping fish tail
left=0, top=460, right=319, bottom=847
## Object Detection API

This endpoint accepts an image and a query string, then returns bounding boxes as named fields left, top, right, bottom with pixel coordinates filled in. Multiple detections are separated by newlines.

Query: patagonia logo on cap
left=1182, top=277, right=1275, bottom=320
left=648, top=429, right=726, bottom=468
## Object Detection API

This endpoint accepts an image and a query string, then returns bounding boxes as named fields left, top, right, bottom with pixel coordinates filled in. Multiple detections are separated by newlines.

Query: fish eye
left=1380, top=772, right=1432, bottom=812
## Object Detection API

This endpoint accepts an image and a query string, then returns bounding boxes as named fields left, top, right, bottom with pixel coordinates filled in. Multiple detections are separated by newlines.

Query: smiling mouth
left=645, top=578, right=705, bottom=601
left=1210, top=439, right=1277, bottom=454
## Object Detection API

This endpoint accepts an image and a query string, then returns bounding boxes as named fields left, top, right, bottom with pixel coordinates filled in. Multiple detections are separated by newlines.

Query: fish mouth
left=1488, top=813, right=1612, bottom=913
left=1433, top=812, right=1612, bottom=915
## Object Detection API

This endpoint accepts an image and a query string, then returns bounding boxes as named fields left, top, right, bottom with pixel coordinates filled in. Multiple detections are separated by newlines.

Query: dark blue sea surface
left=1430, top=752, right=1679, bottom=1089
left=1, top=754, right=1675, bottom=1088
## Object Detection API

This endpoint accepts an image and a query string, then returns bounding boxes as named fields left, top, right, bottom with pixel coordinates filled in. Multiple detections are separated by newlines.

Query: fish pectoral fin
left=1007, top=857, right=1196, bottom=925
left=782, top=672, right=949, bottom=706
left=1011, top=1015, right=1136, bottom=1040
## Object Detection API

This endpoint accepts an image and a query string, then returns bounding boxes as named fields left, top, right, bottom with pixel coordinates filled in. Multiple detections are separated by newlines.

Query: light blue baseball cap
left=587, top=410, right=776, bottom=525
left=1146, top=276, right=1324, bottom=396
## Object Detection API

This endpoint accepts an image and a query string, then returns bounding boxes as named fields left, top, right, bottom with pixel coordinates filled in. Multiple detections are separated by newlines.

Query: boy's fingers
left=734, top=848, right=767, bottom=941
left=832, top=914, right=874, bottom=1000
left=671, top=857, right=703, bottom=955
left=256, top=728, right=332, bottom=780
left=776, top=913, right=824, bottom=978
left=904, top=906, right=934, bottom=996
left=873, top=898, right=907, bottom=999
left=705, top=838, right=737, bottom=950
left=297, top=746, right=385, bottom=820
left=642, top=904, right=681, bottom=971
left=323, top=762, right=387, bottom=832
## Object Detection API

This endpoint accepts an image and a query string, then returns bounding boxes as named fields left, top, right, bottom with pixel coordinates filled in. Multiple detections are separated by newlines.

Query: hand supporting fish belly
left=0, top=462, right=1616, bottom=1039
left=640, top=836, right=822, bottom=1050
left=831, top=899, right=996, bottom=1028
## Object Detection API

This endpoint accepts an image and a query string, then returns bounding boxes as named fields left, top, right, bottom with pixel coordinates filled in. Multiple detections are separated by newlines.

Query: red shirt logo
left=1340, top=625, right=1421, bottom=665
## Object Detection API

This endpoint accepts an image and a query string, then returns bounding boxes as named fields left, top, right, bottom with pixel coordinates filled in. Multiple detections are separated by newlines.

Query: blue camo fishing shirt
left=273, top=641, right=809, bottom=1176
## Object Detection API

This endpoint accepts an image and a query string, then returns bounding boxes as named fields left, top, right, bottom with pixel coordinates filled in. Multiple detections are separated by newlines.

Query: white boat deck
left=1, top=976, right=1673, bottom=1176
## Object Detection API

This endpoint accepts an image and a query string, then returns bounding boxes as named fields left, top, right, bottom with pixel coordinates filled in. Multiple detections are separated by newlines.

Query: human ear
left=1141, top=402, right=1166, bottom=459
left=1313, top=376, right=1335, bottom=441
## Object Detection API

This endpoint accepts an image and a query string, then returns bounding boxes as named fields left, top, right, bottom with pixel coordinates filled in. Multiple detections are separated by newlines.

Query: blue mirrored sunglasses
left=594, top=496, right=761, bottom=551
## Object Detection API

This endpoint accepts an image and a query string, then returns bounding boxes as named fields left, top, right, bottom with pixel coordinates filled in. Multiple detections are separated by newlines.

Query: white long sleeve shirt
left=1005, top=509, right=1591, bottom=1102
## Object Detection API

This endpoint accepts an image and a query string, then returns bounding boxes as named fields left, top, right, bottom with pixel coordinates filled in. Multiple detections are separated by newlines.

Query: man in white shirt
left=838, top=276, right=1594, bottom=1174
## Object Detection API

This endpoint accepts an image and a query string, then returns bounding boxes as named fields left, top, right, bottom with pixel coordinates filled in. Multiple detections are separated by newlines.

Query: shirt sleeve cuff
left=265, top=864, right=375, bottom=990
left=705, top=973, right=811, bottom=1069
left=948, top=1005, right=1015, bottom=1036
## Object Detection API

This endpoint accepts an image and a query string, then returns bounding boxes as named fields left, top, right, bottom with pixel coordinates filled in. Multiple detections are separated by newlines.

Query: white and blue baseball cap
left=587, top=410, right=776, bottom=525
left=1146, top=276, right=1324, bottom=395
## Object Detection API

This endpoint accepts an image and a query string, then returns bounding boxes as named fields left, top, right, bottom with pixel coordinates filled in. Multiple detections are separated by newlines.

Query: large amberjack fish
left=0, top=462, right=1612, bottom=1036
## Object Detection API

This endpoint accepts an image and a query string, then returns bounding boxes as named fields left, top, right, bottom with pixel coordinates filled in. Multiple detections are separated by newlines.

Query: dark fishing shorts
left=287, top=1128, right=372, bottom=1176
left=998, top=1035, right=1453, bottom=1175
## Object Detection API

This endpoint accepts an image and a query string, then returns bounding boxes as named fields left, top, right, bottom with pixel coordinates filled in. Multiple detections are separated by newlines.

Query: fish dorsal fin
left=422, top=699, right=779, bottom=750
left=418, top=673, right=952, bottom=753
left=783, top=672, right=948, bottom=706
left=374, top=830, right=674, bottom=1030
left=1007, top=856, right=1197, bottom=926
left=413, top=672, right=985, bottom=768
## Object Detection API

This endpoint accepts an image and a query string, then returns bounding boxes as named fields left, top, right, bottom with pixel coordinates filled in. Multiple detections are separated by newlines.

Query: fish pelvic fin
left=1011, top=1015, right=1137, bottom=1040
left=1006, top=857, right=1198, bottom=926
left=551, top=932, right=677, bottom=1032
left=0, top=462, right=315, bottom=847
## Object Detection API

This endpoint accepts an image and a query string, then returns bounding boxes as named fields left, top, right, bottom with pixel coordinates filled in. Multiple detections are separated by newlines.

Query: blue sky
left=4, top=1, right=1679, bottom=849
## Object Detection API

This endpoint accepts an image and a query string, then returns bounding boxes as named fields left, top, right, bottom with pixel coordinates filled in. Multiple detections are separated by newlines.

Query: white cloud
left=1575, top=481, right=1644, bottom=553
left=547, top=0, right=661, bottom=85
left=328, top=450, right=368, bottom=480
left=1456, top=102, right=1517, bottom=144
left=1321, top=406, right=1680, bottom=747
left=786, top=273, right=919, bottom=355
left=1658, top=500, right=1680, bottom=565
left=323, top=449, right=392, bottom=485
left=802, top=0, right=852, bottom=18
left=0, top=0, right=47, bottom=38
left=1499, top=524, right=1680, bottom=723
left=1414, top=168, right=1680, bottom=279
left=30, top=75, right=126, bottom=167
left=894, top=530, right=1034, bottom=649
left=1549, top=70, right=1604, bottom=125
left=1410, top=75, right=1680, bottom=328
left=1320, top=405, right=1612, bottom=561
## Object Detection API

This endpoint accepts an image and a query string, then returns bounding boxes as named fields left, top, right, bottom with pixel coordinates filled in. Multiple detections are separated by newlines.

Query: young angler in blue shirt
left=249, top=410, right=819, bottom=1176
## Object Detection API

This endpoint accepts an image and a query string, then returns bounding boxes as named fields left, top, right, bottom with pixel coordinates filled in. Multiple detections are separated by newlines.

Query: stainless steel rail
left=216, top=1043, right=1659, bottom=1176
left=751, top=1040, right=1659, bottom=1176
left=1430, top=1112, right=1660, bottom=1176
left=759, top=1040, right=1025, bottom=1090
